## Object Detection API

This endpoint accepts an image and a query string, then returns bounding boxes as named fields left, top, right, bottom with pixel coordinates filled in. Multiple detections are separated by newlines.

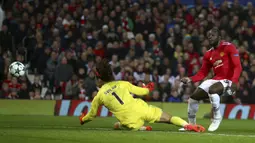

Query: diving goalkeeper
left=79, top=59, right=205, bottom=132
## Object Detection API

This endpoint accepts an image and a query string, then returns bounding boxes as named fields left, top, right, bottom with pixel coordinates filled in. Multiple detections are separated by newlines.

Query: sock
left=188, top=98, right=199, bottom=124
left=209, top=93, right=221, bottom=118
left=170, top=116, right=188, bottom=127
left=139, top=126, right=146, bottom=131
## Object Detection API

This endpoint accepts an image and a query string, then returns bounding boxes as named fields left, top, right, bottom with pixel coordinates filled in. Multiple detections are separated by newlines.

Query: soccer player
left=79, top=59, right=205, bottom=132
left=180, top=27, right=242, bottom=132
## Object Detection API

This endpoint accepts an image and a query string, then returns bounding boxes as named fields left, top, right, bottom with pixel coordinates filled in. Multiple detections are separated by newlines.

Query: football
left=9, top=61, right=26, bottom=77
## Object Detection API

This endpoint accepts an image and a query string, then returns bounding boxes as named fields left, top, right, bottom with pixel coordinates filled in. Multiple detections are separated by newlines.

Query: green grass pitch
left=0, top=115, right=254, bottom=143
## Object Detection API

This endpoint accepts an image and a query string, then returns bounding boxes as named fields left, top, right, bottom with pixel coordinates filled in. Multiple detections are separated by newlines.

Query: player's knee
left=190, top=88, right=209, bottom=101
left=190, top=88, right=203, bottom=101
left=209, top=82, right=224, bottom=95
left=190, top=94, right=200, bottom=101
left=188, top=98, right=198, bottom=104
left=160, top=112, right=171, bottom=122
left=208, top=87, right=218, bottom=94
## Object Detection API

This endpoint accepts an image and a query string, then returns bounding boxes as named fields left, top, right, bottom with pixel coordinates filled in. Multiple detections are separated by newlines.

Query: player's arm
left=81, top=93, right=101, bottom=123
left=228, top=45, right=242, bottom=84
left=125, top=81, right=150, bottom=96
left=189, top=53, right=212, bottom=82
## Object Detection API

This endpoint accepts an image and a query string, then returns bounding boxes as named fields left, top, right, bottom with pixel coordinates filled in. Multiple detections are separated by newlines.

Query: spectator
left=151, top=90, right=161, bottom=102
left=236, top=76, right=252, bottom=104
left=54, top=56, right=73, bottom=92
left=0, top=53, right=4, bottom=81
left=18, top=82, right=30, bottom=99
left=32, top=46, right=51, bottom=74
left=0, top=82, right=9, bottom=99
left=29, top=75, right=42, bottom=99
left=44, top=50, right=58, bottom=90
left=77, top=78, right=86, bottom=100
left=84, top=70, right=97, bottom=100
left=168, top=88, right=182, bottom=102
left=8, top=77, right=21, bottom=94
left=0, top=25, right=13, bottom=53
left=0, top=0, right=254, bottom=103
left=65, top=74, right=79, bottom=99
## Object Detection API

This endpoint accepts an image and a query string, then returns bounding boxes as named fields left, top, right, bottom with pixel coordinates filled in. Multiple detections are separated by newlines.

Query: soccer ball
left=9, top=61, right=26, bottom=77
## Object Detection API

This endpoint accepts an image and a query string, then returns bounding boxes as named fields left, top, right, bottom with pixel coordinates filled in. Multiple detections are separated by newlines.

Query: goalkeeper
left=79, top=59, right=205, bottom=132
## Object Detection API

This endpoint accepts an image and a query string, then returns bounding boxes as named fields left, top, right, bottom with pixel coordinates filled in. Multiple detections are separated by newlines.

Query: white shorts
left=198, top=79, right=232, bottom=94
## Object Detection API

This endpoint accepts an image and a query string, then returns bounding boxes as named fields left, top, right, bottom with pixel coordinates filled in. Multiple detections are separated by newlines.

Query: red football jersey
left=190, top=41, right=242, bottom=84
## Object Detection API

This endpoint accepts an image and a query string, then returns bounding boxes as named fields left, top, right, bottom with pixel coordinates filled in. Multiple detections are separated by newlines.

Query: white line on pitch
left=86, top=128, right=255, bottom=138
left=170, top=131, right=255, bottom=138
left=3, top=126, right=255, bottom=138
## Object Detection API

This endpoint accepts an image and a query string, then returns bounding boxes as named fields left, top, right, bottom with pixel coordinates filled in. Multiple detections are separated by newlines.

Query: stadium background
left=0, top=0, right=254, bottom=105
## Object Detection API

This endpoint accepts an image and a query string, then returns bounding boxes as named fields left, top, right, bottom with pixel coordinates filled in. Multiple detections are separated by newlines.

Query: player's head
left=207, top=27, right=221, bottom=48
left=95, top=58, right=114, bottom=82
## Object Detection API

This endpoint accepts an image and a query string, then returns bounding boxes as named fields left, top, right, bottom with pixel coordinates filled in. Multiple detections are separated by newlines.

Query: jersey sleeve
left=125, top=81, right=150, bottom=96
left=228, top=45, right=242, bottom=84
left=82, top=93, right=102, bottom=122
left=190, top=53, right=212, bottom=82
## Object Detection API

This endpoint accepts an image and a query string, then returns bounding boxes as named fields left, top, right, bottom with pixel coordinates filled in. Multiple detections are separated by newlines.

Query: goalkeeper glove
left=142, top=82, right=155, bottom=92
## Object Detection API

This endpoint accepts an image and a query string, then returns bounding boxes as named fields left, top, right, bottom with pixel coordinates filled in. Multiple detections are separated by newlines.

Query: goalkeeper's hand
left=142, top=82, right=155, bottom=92
left=79, top=113, right=91, bottom=125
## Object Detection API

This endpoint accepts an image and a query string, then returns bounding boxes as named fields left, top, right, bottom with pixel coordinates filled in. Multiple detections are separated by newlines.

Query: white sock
left=209, top=93, right=221, bottom=118
left=139, top=126, right=147, bottom=131
left=187, top=98, right=199, bottom=124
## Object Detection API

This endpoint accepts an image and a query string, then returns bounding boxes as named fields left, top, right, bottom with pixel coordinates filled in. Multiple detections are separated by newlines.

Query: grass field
left=0, top=115, right=254, bottom=143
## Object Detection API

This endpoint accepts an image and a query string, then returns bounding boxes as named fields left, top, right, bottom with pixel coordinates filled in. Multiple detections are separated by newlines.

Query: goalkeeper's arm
left=126, top=81, right=154, bottom=97
left=81, top=94, right=101, bottom=123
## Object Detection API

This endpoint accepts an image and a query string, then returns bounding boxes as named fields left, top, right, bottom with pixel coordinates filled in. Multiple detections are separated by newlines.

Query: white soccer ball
left=9, top=61, right=26, bottom=77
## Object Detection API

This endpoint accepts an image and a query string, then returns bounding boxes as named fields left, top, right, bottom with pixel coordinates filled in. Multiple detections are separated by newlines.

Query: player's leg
left=187, top=88, right=208, bottom=125
left=187, top=79, right=217, bottom=125
left=144, top=104, right=205, bottom=132
left=156, top=112, right=205, bottom=132
left=157, top=112, right=187, bottom=126
left=207, top=81, right=225, bottom=132
left=178, top=80, right=215, bottom=131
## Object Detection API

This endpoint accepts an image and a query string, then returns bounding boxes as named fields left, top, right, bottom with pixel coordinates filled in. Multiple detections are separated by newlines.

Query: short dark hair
left=211, top=27, right=220, bottom=35
left=95, top=58, right=114, bottom=82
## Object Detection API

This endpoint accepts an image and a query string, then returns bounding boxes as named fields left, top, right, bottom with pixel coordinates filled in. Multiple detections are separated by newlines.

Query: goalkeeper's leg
left=156, top=112, right=205, bottom=132
left=114, top=122, right=152, bottom=131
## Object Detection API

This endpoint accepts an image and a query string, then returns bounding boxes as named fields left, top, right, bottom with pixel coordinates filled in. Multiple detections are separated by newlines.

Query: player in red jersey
left=180, top=27, right=242, bottom=132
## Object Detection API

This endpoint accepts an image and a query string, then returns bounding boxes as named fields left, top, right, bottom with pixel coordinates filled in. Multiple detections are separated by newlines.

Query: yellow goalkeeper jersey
left=82, top=81, right=149, bottom=122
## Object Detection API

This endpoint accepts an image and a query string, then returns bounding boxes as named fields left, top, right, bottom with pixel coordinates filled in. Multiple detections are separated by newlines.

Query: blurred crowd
left=0, top=0, right=254, bottom=104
